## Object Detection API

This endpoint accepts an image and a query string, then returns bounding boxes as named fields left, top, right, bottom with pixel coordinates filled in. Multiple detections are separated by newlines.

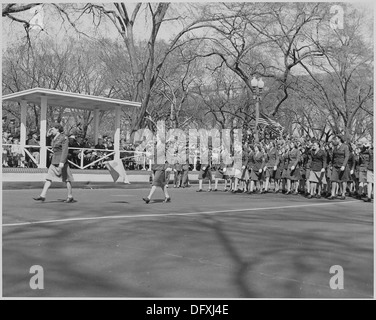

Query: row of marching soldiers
left=179, top=134, right=373, bottom=202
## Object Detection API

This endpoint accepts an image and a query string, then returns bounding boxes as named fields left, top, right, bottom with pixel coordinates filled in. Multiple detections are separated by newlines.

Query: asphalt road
left=2, top=186, right=374, bottom=298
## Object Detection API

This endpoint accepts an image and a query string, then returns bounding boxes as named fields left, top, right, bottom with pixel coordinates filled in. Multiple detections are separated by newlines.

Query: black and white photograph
left=1, top=1, right=374, bottom=301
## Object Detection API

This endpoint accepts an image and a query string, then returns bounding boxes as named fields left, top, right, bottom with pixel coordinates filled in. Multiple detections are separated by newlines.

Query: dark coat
left=307, top=149, right=327, bottom=172
left=50, top=133, right=69, bottom=165
left=332, top=143, right=350, bottom=169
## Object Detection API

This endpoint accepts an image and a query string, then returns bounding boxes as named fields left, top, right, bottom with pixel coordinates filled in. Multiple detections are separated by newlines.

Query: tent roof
left=2, top=88, right=141, bottom=111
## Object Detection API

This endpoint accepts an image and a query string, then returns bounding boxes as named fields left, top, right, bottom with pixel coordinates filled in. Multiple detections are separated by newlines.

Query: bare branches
left=2, top=3, right=41, bottom=16
left=51, top=4, right=92, bottom=39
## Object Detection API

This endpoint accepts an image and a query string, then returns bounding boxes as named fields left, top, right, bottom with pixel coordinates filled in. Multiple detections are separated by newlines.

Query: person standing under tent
left=33, top=123, right=75, bottom=203
left=143, top=162, right=172, bottom=204
left=94, top=138, right=106, bottom=169
left=27, top=133, right=40, bottom=166
left=306, top=141, right=327, bottom=199
left=68, top=135, right=80, bottom=168
left=328, top=135, right=350, bottom=200
left=10, top=138, right=25, bottom=167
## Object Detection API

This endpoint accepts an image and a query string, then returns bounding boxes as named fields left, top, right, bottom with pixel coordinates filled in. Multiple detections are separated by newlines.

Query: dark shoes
left=307, top=195, right=313, bottom=199
left=327, top=196, right=336, bottom=200
left=363, top=197, right=372, bottom=203
left=142, top=197, right=170, bottom=203
left=64, top=197, right=74, bottom=203
left=33, top=196, right=45, bottom=202
left=196, top=189, right=203, bottom=192
left=34, top=196, right=74, bottom=203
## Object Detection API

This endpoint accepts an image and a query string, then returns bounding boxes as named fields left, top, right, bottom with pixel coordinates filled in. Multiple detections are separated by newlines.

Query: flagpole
left=255, top=99, right=259, bottom=143
left=251, top=77, right=264, bottom=143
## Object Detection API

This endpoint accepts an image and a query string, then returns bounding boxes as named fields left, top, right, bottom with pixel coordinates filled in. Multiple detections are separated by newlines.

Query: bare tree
left=296, top=4, right=373, bottom=141
left=188, top=2, right=328, bottom=117
left=2, top=37, right=112, bottom=138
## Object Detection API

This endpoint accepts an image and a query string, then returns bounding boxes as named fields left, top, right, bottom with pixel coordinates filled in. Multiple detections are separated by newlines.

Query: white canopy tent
left=2, top=88, right=141, bottom=168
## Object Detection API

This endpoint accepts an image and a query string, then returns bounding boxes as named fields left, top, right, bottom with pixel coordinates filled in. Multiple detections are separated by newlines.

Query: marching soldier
left=263, top=141, right=279, bottom=193
left=286, top=141, right=301, bottom=195
left=249, top=144, right=265, bottom=194
left=306, top=141, right=327, bottom=199
left=328, top=135, right=350, bottom=200
left=33, top=123, right=75, bottom=203
left=143, top=162, right=172, bottom=203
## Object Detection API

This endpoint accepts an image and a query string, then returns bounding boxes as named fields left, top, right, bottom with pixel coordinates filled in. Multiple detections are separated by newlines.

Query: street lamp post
left=251, top=77, right=264, bottom=143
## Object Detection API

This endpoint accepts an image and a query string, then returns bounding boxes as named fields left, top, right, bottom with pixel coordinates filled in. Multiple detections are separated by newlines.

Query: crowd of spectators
left=1, top=125, right=152, bottom=170
left=2, top=130, right=42, bottom=168
left=2, top=131, right=27, bottom=167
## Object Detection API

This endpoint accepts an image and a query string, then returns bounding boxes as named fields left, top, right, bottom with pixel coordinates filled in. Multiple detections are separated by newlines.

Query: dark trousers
left=174, top=171, right=182, bottom=186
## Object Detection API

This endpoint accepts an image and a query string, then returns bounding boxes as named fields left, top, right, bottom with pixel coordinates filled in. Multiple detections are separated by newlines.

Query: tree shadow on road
left=3, top=201, right=373, bottom=298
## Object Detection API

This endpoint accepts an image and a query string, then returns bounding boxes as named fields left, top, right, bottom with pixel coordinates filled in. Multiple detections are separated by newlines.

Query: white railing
left=2, top=144, right=147, bottom=170
left=3, top=143, right=190, bottom=171
left=2, top=143, right=39, bottom=167
left=62, top=147, right=115, bottom=170
left=50, top=147, right=150, bottom=170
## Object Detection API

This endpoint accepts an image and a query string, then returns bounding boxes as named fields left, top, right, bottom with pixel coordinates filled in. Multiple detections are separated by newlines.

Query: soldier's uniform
left=46, top=133, right=74, bottom=182
left=287, top=148, right=301, bottom=181
left=331, top=143, right=350, bottom=183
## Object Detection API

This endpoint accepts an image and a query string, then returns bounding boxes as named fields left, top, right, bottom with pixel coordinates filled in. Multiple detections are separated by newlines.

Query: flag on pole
left=257, top=117, right=270, bottom=126
left=105, top=160, right=130, bottom=184
left=260, top=113, right=283, bottom=128
left=249, top=114, right=284, bottom=130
